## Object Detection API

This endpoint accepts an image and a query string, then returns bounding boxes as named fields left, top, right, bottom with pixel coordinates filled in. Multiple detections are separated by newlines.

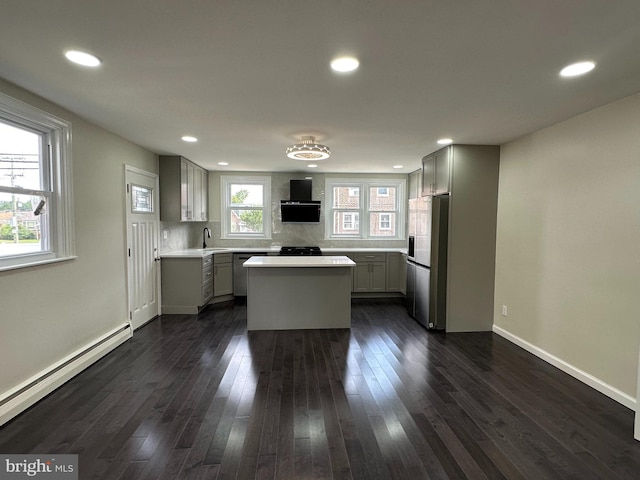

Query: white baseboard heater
left=0, top=322, right=132, bottom=426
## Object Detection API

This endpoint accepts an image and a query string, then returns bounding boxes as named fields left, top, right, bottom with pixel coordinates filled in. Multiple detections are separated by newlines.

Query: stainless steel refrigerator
left=406, top=194, right=449, bottom=329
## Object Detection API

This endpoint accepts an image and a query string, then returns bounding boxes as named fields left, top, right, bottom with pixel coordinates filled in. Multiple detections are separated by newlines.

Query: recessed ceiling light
left=217, top=162, right=229, bottom=166
left=307, top=164, right=318, bottom=168
left=437, top=138, right=453, bottom=145
left=64, top=50, right=101, bottom=67
left=393, top=165, right=403, bottom=169
left=330, top=56, right=359, bottom=73
left=560, top=61, right=595, bottom=77
left=181, top=135, right=198, bottom=142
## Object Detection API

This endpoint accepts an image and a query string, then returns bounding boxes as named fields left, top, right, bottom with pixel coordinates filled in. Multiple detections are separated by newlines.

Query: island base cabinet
left=246, top=266, right=351, bottom=330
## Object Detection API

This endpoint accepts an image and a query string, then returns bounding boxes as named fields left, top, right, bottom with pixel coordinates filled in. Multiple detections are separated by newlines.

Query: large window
left=0, top=92, right=74, bottom=271
left=325, top=178, right=405, bottom=240
left=220, top=175, right=271, bottom=238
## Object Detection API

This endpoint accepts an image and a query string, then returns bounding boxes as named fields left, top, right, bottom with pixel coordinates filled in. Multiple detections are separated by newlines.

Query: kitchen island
left=243, top=255, right=355, bottom=330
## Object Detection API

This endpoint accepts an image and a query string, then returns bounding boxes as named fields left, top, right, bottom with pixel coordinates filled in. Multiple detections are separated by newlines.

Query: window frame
left=325, top=177, right=405, bottom=240
left=0, top=91, right=74, bottom=272
left=220, top=175, right=271, bottom=239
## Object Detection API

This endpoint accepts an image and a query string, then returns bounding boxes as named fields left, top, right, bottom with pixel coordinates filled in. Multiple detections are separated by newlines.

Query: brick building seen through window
left=331, top=185, right=398, bottom=237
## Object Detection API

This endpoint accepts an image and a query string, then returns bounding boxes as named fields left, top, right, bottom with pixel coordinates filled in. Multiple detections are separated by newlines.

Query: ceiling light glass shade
left=560, top=61, right=595, bottom=77
left=437, top=138, right=453, bottom=145
left=286, top=136, right=331, bottom=160
left=64, top=50, right=101, bottom=67
left=181, top=135, right=198, bottom=142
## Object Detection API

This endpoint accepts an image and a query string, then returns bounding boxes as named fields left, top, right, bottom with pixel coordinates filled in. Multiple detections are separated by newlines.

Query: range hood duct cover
left=289, top=179, right=312, bottom=202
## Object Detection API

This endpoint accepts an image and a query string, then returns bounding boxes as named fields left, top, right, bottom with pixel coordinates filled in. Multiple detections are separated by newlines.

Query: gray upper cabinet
left=193, top=165, right=208, bottom=221
left=421, top=147, right=451, bottom=195
left=408, top=169, right=422, bottom=199
left=421, top=154, right=435, bottom=196
left=160, top=155, right=208, bottom=222
left=433, top=147, right=451, bottom=194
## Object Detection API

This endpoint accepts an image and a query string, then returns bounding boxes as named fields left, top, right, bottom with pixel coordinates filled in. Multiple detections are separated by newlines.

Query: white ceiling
left=2, top=1, right=640, bottom=174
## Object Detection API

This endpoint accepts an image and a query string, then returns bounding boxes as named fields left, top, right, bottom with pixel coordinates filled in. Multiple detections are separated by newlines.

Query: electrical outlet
left=502, top=305, right=508, bottom=317
left=163, top=230, right=168, bottom=240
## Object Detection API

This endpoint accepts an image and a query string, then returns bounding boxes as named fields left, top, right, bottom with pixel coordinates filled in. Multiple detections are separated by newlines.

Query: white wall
left=0, top=78, right=158, bottom=395
left=494, top=92, right=640, bottom=403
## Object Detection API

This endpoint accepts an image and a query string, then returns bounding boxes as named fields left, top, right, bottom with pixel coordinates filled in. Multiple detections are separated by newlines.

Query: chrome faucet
left=202, top=227, right=211, bottom=249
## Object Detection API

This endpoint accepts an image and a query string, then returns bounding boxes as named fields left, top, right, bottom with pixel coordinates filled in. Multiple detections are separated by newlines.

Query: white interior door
left=125, top=166, right=159, bottom=329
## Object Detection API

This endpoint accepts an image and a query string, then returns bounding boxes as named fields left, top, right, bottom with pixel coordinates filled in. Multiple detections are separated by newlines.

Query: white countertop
left=160, top=248, right=237, bottom=258
left=320, top=247, right=406, bottom=253
left=243, top=255, right=356, bottom=268
left=160, top=247, right=406, bottom=258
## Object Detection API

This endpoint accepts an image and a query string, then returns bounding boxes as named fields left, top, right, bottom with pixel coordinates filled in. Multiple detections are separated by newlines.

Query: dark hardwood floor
left=1, top=299, right=639, bottom=479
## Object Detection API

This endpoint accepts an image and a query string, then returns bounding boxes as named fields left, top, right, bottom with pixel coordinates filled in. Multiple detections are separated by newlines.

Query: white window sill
left=0, top=255, right=77, bottom=273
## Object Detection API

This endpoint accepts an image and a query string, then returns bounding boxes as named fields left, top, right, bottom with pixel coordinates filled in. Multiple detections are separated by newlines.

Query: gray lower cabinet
left=352, top=253, right=386, bottom=292
left=161, top=255, right=213, bottom=314
left=213, top=253, right=233, bottom=297
left=385, top=252, right=406, bottom=293
left=336, top=251, right=404, bottom=294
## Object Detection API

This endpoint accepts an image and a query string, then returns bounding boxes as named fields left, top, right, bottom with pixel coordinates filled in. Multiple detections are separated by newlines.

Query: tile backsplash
left=159, top=171, right=407, bottom=252
left=160, top=220, right=406, bottom=253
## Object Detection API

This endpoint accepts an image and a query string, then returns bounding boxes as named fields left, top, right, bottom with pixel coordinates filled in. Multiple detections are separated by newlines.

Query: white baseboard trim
left=492, top=325, right=636, bottom=411
left=633, top=346, right=640, bottom=440
left=0, top=322, right=133, bottom=426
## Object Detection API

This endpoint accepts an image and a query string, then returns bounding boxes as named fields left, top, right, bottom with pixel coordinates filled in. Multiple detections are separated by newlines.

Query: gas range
left=278, top=246, right=322, bottom=256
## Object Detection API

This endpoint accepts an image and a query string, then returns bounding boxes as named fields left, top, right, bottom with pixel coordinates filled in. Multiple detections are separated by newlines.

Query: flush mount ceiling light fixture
left=286, top=136, right=331, bottom=160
